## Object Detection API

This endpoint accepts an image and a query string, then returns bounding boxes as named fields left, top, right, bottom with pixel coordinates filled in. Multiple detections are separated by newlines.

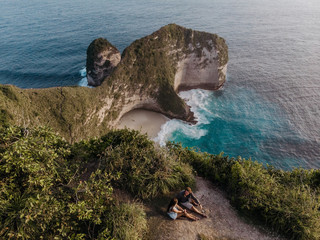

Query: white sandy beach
left=116, top=109, right=169, bottom=139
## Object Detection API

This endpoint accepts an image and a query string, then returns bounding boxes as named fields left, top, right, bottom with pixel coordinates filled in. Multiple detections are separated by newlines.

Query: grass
left=109, top=202, right=147, bottom=240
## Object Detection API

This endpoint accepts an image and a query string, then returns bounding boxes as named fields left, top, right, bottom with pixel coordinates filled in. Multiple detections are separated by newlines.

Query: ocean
left=1, top=0, right=319, bottom=169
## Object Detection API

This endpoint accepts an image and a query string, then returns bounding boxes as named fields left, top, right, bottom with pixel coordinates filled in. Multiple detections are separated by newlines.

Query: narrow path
left=146, top=177, right=285, bottom=240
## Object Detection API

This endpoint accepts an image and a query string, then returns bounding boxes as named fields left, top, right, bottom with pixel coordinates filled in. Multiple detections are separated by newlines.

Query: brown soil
left=146, top=177, right=286, bottom=240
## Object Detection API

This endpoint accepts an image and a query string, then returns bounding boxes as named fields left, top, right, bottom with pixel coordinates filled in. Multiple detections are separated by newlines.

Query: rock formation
left=174, top=39, right=228, bottom=92
left=86, top=38, right=121, bottom=86
left=0, top=24, right=228, bottom=142
left=101, top=24, right=228, bottom=125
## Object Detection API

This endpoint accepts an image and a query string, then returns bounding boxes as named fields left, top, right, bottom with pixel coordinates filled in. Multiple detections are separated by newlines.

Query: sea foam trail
left=78, top=67, right=90, bottom=87
left=154, top=90, right=210, bottom=146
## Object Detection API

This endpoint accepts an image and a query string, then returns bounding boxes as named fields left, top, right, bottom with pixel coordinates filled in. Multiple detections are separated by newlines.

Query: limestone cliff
left=86, top=38, right=121, bottom=86
left=97, top=24, right=228, bottom=126
left=0, top=24, right=228, bottom=142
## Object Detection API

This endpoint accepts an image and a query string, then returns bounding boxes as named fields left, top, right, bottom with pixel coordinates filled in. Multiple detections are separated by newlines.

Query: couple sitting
left=167, top=187, right=207, bottom=221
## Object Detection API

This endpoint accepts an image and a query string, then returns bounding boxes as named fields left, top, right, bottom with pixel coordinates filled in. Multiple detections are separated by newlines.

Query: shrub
left=0, top=126, right=128, bottom=239
left=0, top=126, right=194, bottom=238
left=0, top=126, right=75, bottom=239
left=75, top=129, right=194, bottom=199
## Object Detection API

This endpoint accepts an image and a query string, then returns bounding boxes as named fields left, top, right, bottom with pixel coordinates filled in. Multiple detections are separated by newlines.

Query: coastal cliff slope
left=0, top=24, right=228, bottom=142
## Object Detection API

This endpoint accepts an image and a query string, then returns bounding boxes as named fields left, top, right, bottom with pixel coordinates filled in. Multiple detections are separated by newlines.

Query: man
left=177, top=187, right=207, bottom=218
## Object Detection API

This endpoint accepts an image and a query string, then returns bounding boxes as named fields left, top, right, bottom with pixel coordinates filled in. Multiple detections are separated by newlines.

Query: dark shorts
left=181, top=201, right=193, bottom=209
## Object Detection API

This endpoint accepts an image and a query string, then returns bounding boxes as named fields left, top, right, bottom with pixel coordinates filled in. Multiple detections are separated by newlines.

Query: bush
left=0, top=126, right=116, bottom=239
left=0, top=126, right=194, bottom=239
left=74, top=129, right=194, bottom=199
left=0, top=126, right=76, bottom=239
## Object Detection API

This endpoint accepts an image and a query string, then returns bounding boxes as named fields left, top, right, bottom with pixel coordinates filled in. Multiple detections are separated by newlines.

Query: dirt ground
left=146, top=177, right=286, bottom=240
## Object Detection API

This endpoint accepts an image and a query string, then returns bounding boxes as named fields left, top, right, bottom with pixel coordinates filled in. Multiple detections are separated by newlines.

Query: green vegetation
left=0, top=84, right=115, bottom=142
left=1, top=125, right=319, bottom=239
left=73, top=129, right=194, bottom=199
left=109, top=202, right=147, bottom=239
left=168, top=143, right=320, bottom=240
left=0, top=126, right=192, bottom=239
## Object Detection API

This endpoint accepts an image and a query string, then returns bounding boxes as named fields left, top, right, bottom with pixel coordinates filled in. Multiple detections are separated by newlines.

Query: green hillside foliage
left=1, top=125, right=320, bottom=239
left=72, top=129, right=194, bottom=199
left=0, top=85, right=115, bottom=142
left=0, top=126, right=192, bottom=239
left=167, top=143, right=320, bottom=240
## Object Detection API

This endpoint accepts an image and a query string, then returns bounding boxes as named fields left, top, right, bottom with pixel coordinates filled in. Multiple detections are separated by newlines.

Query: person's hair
left=167, top=198, right=178, bottom=212
left=186, top=187, right=192, bottom=193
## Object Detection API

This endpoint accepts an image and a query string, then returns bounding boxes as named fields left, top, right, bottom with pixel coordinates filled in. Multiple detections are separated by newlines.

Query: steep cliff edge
left=0, top=24, right=228, bottom=142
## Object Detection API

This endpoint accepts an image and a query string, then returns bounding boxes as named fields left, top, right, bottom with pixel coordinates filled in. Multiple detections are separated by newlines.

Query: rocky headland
left=0, top=24, right=228, bottom=142
left=86, top=38, right=121, bottom=86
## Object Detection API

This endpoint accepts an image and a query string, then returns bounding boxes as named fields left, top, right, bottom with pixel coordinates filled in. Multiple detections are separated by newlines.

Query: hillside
left=1, top=126, right=319, bottom=239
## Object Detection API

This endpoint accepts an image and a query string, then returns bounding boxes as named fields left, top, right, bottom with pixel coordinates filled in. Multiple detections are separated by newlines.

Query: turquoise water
left=1, top=0, right=320, bottom=169
left=156, top=86, right=310, bottom=169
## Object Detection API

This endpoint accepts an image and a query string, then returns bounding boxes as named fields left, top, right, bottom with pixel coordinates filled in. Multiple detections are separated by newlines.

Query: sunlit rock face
left=174, top=40, right=228, bottom=92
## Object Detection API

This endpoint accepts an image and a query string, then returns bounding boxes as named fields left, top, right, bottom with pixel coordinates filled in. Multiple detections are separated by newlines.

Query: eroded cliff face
left=86, top=38, right=121, bottom=86
left=174, top=42, right=228, bottom=92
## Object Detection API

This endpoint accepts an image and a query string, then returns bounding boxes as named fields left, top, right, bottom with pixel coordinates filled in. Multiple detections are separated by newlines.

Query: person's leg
left=181, top=201, right=207, bottom=217
left=184, top=212, right=199, bottom=221
left=191, top=206, right=207, bottom=217
left=175, top=212, right=184, bottom=219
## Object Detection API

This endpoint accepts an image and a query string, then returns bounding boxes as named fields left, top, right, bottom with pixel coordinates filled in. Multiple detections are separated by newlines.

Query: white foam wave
left=180, top=89, right=214, bottom=124
left=154, top=119, right=208, bottom=146
left=154, top=89, right=215, bottom=146
left=78, top=67, right=92, bottom=87
left=79, top=67, right=87, bottom=77
left=78, top=77, right=90, bottom=87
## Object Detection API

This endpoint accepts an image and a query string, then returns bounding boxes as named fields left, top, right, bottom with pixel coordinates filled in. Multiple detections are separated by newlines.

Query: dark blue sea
left=1, top=0, right=320, bottom=169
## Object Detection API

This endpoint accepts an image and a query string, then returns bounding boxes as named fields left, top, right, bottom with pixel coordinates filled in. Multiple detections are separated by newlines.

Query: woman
left=167, top=198, right=199, bottom=221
